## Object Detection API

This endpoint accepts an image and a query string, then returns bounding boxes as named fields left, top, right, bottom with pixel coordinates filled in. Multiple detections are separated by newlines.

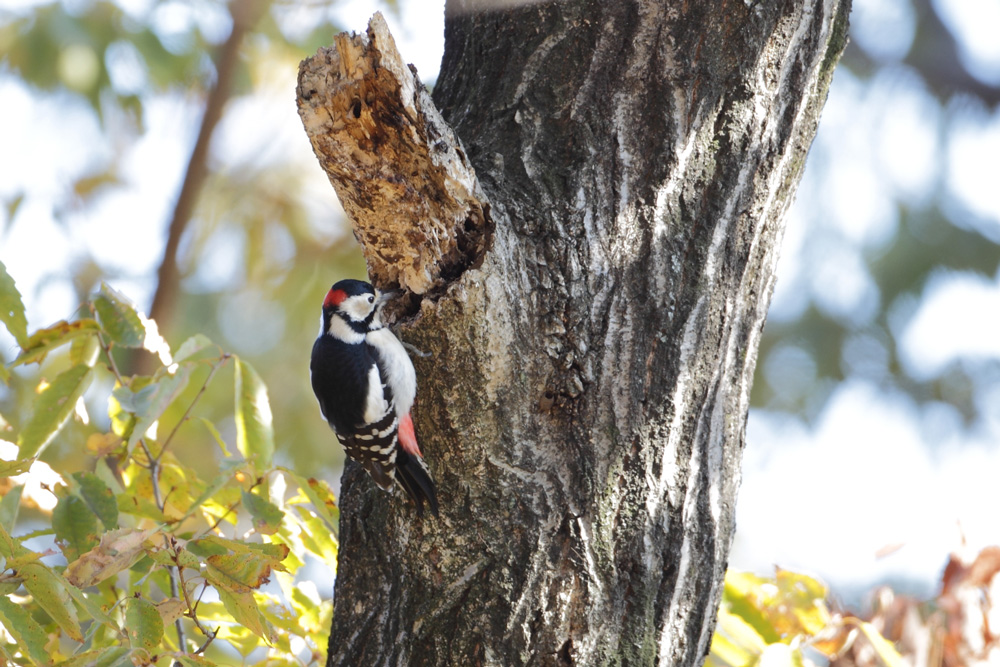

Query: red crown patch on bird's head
left=324, top=289, right=348, bottom=309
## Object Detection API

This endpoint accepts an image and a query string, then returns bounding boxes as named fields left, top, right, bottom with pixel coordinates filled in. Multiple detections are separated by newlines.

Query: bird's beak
left=376, top=289, right=403, bottom=306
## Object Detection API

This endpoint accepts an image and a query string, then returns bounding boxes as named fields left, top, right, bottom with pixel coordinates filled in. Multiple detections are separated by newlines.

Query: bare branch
left=145, top=0, right=267, bottom=351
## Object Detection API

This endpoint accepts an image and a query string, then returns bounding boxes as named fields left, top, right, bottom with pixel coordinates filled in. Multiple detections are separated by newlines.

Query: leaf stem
left=155, top=353, right=231, bottom=465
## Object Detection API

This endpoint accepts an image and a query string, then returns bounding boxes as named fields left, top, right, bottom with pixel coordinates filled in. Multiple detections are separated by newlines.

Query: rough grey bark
left=298, top=0, right=850, bottom=665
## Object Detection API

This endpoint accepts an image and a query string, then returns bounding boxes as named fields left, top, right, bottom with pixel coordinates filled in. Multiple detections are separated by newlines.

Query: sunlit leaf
left=54, top=647, right=137, bottom=667
left=757, top=643, right=804, bottom=667
left=175, top=460, right=242, bottom=524
left=0, top=595, right=50, bottom=664
left=12, top=319, right=101, bottom=366
left=53, top=494, right=100, bottom=561
left=723, top=572, right=782, bottom=645
left=854, top=619, right=903, bottom=667
left=0, top=259, right=28, bottom=347
left=774, top=568, right=831, bottom=636
left=281, top=468, right=339, bottom=532
left=234, top=357, right=274, bottom=471
left=0, top=457, right=34, bottom=478
left=205, top=552, right=277, bottom=592
left=0, top=521, right=24, bottom=558
left=172, top=652, right=220, bottom=666
left=155, top=597, right=185, bottom=627
left=125, top=596, right=163, bottom=652
left=242, top=488, right=283, bottom=535
left=93, top=283, right=145, bottom=348
left=200, top=416, right=231, bottom=456
left=17, top=363, right=93, bottom=459
left=0, top=483, right=23, bottom=531
left=121, top=364, right=193, bottom=451
left=295, top=509, right=338, bottom=563
left=217, top=587, right=273, bottom=643
left=65, top=528, right=154, bottom=588
left=73, top=471, right=119, bottom=530
left=21, top=561, right=83, bottom=641
left=173, top=334, right=218, bottom=363
left=69, top=330, right=100, bottom=367
left=717, top=606, right=769, bottom=656
left=707, top=630, right=755, bottom=667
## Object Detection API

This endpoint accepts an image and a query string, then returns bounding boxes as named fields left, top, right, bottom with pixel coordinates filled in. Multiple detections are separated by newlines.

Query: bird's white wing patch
left=362, top=364, right=389, bottom=424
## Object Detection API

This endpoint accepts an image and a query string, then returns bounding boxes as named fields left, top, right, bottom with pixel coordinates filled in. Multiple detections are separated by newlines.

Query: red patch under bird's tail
left=398, top=413, right=422, bottom=457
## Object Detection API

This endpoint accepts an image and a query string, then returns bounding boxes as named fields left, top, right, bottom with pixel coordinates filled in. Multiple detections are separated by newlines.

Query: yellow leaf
left=852, top=619, right=903, bottom=667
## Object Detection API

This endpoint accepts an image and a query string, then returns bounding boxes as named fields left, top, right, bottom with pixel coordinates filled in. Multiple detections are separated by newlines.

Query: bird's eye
left=368, top=295, right=375, bottom=304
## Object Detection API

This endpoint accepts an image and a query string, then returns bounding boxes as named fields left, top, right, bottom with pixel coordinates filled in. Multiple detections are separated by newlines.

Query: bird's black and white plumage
left=310, top=279, right=438, bottom=517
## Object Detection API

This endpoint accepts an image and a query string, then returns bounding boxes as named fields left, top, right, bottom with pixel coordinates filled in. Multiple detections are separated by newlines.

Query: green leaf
left=56, top=568, right=118, bottom=627
left=172, top=653, right=220, bottom=667
left=121, top=365, right=192, bottom=451
left=53, top=494, right=100, bottom=561
left=173, top=334, right=217, bottom=363
left=295, top=510, right=339, bottom=563
left=205, top=552, right=276, bottom=592
left=0, top=457, right=34, bottom=478
left=217, top=587, right=273, bottom=643
left=716, top=605, right=768, bottom=656
left=282, top=469, right=339, bottom=532
left=0, top=521, right=25, bottom=558
left=124, top=596, right=163, bottom=652
left=0, top=260, right=28, bottom=347
left=54, top=647, right=137, bottom=667
left=242, top=488, right=284, bottom=535
left=200, top=416, right=231, bottom=456
left=0, top=483, right=23, bottom=531
left=174, top=460, right=241, bottom=523
left=723, top=572, right=787, bottom=645
left=73, top=471, right=119, bottom=530
left=0, top=595, right=50, bottom=664
left=93, top=283, right=145, bottom=347
left=65, top=528, right=154, bottom=588
left=20, top=562, right=84, bottom=641
left=17, top=363, right=93, bottom=459
left=12, top=319, right=101, bottom=366
left=69, top=331, right=100, bottom=367
left=234, top=357, right=274, bottom=471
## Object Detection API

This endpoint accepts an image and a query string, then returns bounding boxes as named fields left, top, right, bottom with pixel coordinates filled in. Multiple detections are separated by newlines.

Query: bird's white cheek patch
left=328, top=316, right=364, bottom=343
left=363, top=365, right=388, bottom=424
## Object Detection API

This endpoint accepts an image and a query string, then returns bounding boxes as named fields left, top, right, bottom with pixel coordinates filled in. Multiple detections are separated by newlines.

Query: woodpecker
left=310, top=279, right=439, bottom=517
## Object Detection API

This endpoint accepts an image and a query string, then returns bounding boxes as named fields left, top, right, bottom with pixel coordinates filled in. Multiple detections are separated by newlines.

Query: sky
left=2, top=0, right=1000, bottom=603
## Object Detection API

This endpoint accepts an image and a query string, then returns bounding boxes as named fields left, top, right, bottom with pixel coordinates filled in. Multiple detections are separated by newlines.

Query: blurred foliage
left=706, top=568, right=902, bottom=667
left=0, top=0, right=377, bottom=480
left=709, top=545, right=1000, bottom=667
left=0, top=264, right=337, bottom=665
left=751, top=0, right=1000, bottom=426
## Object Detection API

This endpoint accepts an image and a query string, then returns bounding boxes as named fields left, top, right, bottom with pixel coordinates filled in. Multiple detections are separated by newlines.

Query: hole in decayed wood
left=351, top=99, right=362, bottom=118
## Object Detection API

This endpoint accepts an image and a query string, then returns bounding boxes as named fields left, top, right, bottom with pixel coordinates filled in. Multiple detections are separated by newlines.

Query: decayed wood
left=301, top=2, right=852, bottom=665
left=296, top=12, right=489, bottom=295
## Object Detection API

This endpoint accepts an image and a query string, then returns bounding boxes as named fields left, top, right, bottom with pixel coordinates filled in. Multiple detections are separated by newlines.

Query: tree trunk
left=297, top=0, right=849, bottom=664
